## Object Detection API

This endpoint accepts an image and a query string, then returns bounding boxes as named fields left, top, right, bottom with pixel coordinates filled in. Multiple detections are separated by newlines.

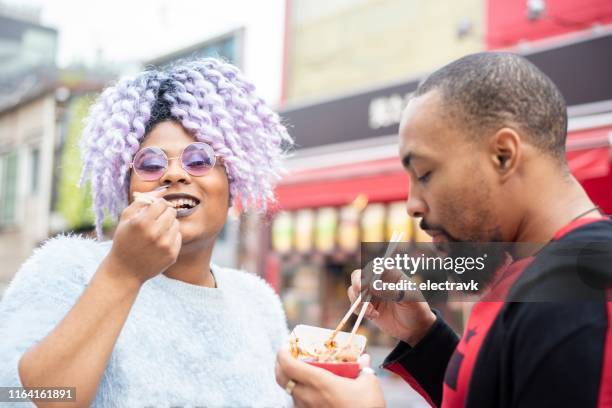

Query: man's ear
left=489, top=127, right=521, bottom=179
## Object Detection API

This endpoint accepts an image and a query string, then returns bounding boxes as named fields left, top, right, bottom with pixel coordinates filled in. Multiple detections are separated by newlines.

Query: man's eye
left=418, top=171, right=432, bottom=183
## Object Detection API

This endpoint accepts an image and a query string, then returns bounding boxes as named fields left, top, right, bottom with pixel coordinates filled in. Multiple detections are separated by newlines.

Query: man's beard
left=447, top=241, right=509, bottom=288
left=420, top=219, right=508, bottom=289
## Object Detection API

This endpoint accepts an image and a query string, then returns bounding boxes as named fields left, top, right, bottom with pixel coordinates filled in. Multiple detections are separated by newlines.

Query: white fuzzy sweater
left=0, top=235, right=291, bottom=407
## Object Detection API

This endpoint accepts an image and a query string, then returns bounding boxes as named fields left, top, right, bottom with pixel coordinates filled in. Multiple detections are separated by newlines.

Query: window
left=0, top=152, right=18, bottom=226
left=193, top=36, right=237, bottom=63
left=30, top=147, right=39, bottom=194
left=148, top=29, right=243, bottom=70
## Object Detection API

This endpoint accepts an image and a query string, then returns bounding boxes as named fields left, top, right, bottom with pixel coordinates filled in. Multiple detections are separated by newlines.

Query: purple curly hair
left=79, top=58, right=293, bottom=239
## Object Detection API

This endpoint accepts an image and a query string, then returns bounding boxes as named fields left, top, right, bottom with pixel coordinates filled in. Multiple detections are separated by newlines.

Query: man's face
left=399, top=90, right=505, bottom=249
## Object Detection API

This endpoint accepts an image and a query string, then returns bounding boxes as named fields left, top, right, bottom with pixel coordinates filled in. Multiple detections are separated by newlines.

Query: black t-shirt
left=383, top=218, right=612, bottom=408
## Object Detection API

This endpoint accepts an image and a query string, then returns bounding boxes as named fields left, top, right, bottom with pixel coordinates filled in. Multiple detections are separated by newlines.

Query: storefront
left=266, top=29, right=612, bottom=341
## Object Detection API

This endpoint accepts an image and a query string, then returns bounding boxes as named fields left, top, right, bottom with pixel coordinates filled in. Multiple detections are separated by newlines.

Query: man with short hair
left=276, top=52, right=612, bottom=407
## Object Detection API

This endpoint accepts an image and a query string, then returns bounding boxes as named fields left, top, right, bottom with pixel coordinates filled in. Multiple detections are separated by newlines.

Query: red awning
left=566, top=126, right=611, bottom=180
left=275, top=126, right=612, bottom=212
left=276, top=158, right=408, bottom=210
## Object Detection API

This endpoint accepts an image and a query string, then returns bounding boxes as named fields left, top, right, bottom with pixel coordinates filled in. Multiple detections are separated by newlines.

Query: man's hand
left=348, top=269, right=436, bottom=346
left=275, top=347, right=385, bottom=408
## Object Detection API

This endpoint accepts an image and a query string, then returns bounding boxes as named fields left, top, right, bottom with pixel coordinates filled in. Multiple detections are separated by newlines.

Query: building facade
left=264, top=0, right=612, bottom=340
left=0, top=15, right=58, bottom=294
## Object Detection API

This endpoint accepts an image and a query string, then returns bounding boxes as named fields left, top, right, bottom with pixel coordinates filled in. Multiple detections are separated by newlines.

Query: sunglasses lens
left=133, top=148, right=166, bottom=181
left=182, top=143, right=215, bottom=176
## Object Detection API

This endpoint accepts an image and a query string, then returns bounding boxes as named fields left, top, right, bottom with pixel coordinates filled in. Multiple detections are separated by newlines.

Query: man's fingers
left=349, top=270, right=383, bottom=318
left=350, top=269, right=362, bottom=293
left=347, top=286, right=358, bottom=304
left=365, top=304, right=380, bottom=319
left=350, top=269, right=364, bottom=306
left=351, top=267, right=379, bottom=299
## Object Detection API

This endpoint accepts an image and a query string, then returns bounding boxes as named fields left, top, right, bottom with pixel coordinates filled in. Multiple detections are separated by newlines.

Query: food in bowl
left=288, top=324, right=367, bottom=378
left=290, top=335, right=361, bottom=363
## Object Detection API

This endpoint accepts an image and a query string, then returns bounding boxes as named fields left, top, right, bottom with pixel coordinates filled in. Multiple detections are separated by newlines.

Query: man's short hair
left=415, top=52, right=568, bottom=160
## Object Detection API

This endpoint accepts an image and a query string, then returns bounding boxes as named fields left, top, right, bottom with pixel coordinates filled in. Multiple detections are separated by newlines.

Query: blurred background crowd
left=1, top=0, right=611, bottom=405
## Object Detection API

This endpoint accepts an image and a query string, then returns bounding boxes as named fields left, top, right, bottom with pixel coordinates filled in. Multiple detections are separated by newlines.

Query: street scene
left=1, top=0, right=611, bottom=407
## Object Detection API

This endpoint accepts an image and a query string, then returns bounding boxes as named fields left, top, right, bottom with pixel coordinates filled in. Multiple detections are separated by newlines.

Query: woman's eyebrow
left=145, top=146, right=177, bottom=156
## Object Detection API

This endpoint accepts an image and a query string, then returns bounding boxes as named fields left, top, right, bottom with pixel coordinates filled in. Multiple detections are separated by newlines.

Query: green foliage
left=57, top=95, right=114, bottom=231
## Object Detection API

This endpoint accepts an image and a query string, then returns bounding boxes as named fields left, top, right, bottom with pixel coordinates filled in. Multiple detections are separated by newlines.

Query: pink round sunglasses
left=130, top=142, right=221, bottom=181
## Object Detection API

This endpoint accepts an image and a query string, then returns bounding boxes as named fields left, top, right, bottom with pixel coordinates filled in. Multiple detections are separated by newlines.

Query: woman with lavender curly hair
left=0, top=58, right=294, bottom=407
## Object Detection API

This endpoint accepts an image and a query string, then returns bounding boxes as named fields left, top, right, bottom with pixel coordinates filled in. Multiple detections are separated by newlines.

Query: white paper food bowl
left=290, top=324, right=367, bottom=355
left=290, top=324, right=368, bottom=378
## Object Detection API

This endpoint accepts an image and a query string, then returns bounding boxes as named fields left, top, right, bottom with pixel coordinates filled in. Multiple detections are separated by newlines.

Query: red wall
left=487, top=0, right=612, bottom=49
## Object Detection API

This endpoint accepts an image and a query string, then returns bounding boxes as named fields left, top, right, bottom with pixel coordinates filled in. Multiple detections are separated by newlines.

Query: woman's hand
left=107, top=188, right=180, bottom=285
left=18, top=189, right=179, bottom=407
left=275, top=348, right=385, bottom=408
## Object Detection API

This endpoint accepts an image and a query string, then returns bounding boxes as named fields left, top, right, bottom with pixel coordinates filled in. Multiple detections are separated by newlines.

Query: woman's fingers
left=142, top=198, right=172, bottom=221
left=357, top=353, right=371, bottom=369
left=170, top=220, right=182, bottom=253
left=155, top=206, right=178, bottom=232
left=133, top=193, right=155, bottom=205
left=123, top=189, right=169, bottom=220
left=276, top=347, right=333, bottom=387
left=274, top=360, right=289, bottom=391
left=153, top=212, right=181, bottom=252
left=122, top=195, right=153, bottom=220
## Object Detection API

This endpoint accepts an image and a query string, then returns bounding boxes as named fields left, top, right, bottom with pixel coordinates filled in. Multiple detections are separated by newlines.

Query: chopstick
left=343, top=230, right=405, bottom=347
left=326, top=294, right=362, bottom=345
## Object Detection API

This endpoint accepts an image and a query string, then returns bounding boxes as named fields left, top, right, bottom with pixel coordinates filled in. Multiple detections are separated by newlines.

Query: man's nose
left=406, top=194, right=427, bottom=218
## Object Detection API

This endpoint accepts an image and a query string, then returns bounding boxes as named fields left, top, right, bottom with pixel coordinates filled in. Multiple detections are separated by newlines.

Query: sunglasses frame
left=130, top=142, right=221, bottom=181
